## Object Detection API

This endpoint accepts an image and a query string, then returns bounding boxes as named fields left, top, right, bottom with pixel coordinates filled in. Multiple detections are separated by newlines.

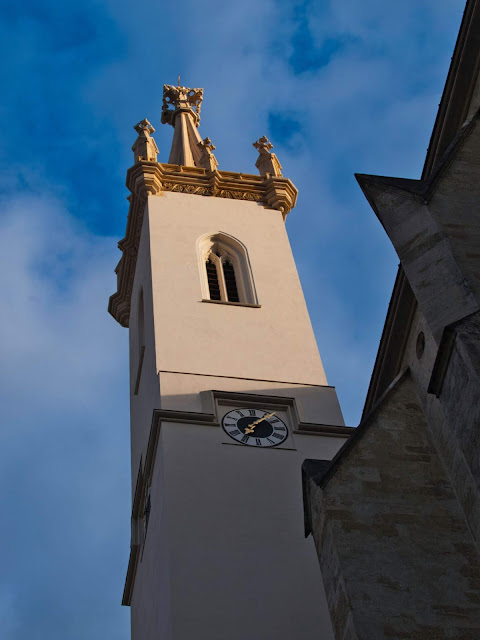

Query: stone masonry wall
left=401, top=304, right=480, bottom=554
left=307, top=372, right=480, bottom=640
left=424, top=312, right=480, bottom=549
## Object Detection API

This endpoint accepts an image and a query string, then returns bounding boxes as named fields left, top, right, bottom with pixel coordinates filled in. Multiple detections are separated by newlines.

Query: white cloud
left=0, top=194, right=130, bottom=639
left=0, top=0, right=468, bottom=634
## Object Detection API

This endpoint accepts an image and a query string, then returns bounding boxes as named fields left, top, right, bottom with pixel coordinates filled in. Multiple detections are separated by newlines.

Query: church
left=109, top=0, right=480, bottom=637
left=109, top=83, right=353, bottom=638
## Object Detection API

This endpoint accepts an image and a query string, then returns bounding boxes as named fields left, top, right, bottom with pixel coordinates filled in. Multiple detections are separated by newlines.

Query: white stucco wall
left=133, top=422, right=343, bottom=640
left=126, top=192, right=347, bottom=640
left=147, top=192, right=328, bottom=386
left=158, top=370, right=344, bottom=426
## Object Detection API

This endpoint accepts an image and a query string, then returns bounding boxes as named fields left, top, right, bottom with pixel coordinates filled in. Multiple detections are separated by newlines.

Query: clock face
left=221, top=408, right=289, bottom=447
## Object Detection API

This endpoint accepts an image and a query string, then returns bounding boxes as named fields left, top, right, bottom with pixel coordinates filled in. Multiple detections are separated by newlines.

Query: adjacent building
left=303, top=1, right=480, bottom=637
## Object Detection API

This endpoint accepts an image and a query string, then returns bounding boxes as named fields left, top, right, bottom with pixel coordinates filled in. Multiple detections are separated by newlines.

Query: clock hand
left=245, top=412, right=276, bottom=434
left=245, top=416, right=265, bottom=432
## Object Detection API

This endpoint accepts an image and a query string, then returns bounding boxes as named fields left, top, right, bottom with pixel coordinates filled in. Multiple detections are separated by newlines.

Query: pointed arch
left=197, top=232, right=258, bottom=305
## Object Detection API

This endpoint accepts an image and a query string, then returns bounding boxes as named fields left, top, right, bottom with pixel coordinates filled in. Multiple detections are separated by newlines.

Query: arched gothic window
left=197, top=233, right=257, bottom=305
left=222, top=260, right=239, bottom=302
left=206, top=258, right=221, bottom=301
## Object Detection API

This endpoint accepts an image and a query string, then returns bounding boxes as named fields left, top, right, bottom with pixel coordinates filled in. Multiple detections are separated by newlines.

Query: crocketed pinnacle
left=161, top=84, right=207, bottom=168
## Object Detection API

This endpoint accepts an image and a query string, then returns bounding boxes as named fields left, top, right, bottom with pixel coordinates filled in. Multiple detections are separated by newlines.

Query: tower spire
left=161, top=83, right=205, bottom=167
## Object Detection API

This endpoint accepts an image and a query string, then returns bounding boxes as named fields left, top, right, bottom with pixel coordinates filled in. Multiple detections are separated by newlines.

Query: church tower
left=109, top=84, right=352, bottom=640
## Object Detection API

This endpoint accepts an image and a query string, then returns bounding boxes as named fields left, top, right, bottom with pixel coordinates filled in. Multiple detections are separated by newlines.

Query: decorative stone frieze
left=108, top=159, right=298, bottom=326
left=109, top=191, right=147, bottom=328
left=124, top=161, right=297, bottom=210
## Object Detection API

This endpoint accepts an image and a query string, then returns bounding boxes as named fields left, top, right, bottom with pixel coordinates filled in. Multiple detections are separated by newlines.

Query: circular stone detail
left=416, top=331, right=425, bottom=360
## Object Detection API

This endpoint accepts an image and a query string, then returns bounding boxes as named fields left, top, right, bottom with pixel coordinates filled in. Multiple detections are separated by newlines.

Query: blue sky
left=0, top=0, right=464, bottom=637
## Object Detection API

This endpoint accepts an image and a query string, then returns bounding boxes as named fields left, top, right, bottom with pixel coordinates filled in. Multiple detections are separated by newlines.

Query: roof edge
left=422, top=0, right=480, bottom=179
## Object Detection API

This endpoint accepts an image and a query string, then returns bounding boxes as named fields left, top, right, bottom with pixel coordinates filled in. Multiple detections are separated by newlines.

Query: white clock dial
left=221, top=408, right=288, bottom=447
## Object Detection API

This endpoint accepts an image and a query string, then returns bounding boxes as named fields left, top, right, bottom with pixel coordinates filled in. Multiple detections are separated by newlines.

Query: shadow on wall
left=155, top=381, right=348, bottom=429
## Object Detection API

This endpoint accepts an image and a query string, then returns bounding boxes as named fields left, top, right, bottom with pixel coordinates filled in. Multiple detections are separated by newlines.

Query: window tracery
left=222, top=259, right=239, bottom=303
left=197, top=232, right=257, bottom=306
left=206, top=258, right=221, bottom=301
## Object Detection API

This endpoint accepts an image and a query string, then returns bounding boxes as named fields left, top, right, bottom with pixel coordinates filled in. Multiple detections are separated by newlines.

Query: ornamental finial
left=253, top=136, right=283, bottom=177
left=197, top=137, right=218, bottom=172
left=162, top=83, right=206, bottom=167
left=132, top=118, right=159, bottom=163
left=161, top=84, right=203, bottom=128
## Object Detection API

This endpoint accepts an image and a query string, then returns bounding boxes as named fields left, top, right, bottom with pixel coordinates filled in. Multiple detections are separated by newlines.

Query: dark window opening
left=223, top=260, right=239, bottom=302
left=206, top=259, right=221, bottom=300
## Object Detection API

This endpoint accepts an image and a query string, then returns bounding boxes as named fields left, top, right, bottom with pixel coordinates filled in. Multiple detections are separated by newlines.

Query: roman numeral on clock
left=222, top=409, right=288, bottom=447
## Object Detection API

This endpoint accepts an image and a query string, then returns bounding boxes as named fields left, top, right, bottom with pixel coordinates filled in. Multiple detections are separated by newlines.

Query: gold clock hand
left=245, top=412, right=276, bottom=434
left=245, top=414, right=270, bottom=433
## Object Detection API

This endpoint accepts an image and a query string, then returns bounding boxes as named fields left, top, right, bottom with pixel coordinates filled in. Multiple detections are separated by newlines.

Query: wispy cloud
left=0, top=0, right=466, bottom=635
left=0, top=194, right=130, bottom=639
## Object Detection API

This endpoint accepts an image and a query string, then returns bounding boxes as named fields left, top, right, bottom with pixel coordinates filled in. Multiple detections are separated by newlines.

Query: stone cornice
left=108, top=161, right=298, bottom=327
left=126, top=161, right=297, bottom=212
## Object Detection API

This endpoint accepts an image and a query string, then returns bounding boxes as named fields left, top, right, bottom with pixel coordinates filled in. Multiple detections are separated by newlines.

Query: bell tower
left=109, top=83, right=352, bottom=640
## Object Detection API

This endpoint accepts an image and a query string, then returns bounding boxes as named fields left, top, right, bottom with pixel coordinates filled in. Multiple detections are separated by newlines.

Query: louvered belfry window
left=223, top=260, right=239, bottom=302
left=206, top=258, right=221, bottom=300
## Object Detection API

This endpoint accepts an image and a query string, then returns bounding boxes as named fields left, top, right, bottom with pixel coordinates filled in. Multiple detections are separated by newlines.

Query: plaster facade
left=147, top=191, right=329, bottom=386
left=122, top=188, right=350, bottom=640
left=110, top=83, right=353, bottom=639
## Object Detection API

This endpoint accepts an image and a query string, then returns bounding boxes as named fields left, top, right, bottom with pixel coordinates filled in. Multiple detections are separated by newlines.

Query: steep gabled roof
left=360, top=0, right=480, bottom=416
left=422, top=0, right=480, bottom=179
